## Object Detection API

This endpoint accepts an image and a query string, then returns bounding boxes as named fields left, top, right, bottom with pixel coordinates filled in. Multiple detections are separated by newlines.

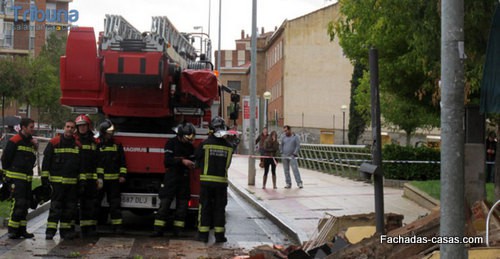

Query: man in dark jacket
left=74, top=114, right=99, bottom=237
left=42, top=120, right=82, bottom=240
left=151, top=122, right=196, bottom=237
left=96, top=119, right=127, bottom=234
left=1, top=118, right=37, bottom=239
left=195, top=116, right=234, bottom=243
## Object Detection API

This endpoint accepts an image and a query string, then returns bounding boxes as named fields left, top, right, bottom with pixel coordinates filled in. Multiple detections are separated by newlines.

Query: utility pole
left=441, top=0, right=466, bottom=257
left=248, top=0, right=257, bottom=185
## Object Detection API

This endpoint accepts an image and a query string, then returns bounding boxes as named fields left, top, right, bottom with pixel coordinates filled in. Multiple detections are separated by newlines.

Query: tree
left=348, top=62, right=367, bottom=144
left=0, top=58, right=22, bottom=135
left=329, top=0, right=495, bottom=143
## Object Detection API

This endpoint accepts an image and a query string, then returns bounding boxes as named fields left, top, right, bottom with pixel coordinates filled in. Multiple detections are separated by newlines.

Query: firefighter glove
left=119, top=176, right=126, bottom=184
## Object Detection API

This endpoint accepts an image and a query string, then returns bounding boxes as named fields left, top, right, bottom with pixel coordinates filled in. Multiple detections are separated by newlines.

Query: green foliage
left=330, top=0, right=496, bottom=142
left=382, top=144, right=440, bottom=180
left=410, top=181, right=496, bottom=204
left=348, top=62, right=367, bottom=144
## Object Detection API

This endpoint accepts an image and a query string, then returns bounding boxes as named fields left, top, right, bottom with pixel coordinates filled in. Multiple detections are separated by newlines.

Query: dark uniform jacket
left=41, top=135, right=81, bottom=184
left=164, top=137, right=195, bottom=174
left=75, top=132, right=98, bottom=181
left=96, top=140, right=127, bottom=181
left=1, top=133, right=37, bottom=179
left=195, top=135, right=233, bottom=187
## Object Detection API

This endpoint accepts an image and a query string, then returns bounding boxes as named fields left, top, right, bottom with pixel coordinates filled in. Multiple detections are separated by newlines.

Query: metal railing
left=297, top=144, right=372, bottom=179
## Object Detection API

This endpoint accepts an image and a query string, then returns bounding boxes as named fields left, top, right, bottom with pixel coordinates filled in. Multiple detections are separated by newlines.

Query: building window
left=227, top=81, right=241, bottom=91
left=0, top=0, right=13, bottom=15
left=3, top=21, right=13, bottom=48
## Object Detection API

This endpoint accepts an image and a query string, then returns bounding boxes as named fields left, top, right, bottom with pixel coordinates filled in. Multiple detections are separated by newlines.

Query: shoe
left=61, top=231, right=78, bottom=240
left=8, top=233, right=21, bottom=239
left=284, top=185, right=291, bottom=189
left=298, top=183, right=303, bottom=188
left=196, top=232, right=209, bottom=243
left=21, top=232, right=34, bottom=238
left=150, top=231, right=163, bottom=237
left=215, top=233, right=227, bottom=243
left=45, top=233, right=54, bottom=240
left=114, top=226, right=124, bottom=235
left=273, top=186, right=277, bottom=189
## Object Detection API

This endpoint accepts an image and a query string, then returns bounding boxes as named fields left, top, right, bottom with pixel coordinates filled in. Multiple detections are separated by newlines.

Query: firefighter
left=151, top=122, right=196, bottom=237
left=74, top=114, right=99, bottom=237
left=1, top=118, right=37, bottom=239
left=96, top=119, right=127, bottom=234
left=42, top=120, right=82, bottom=240
left=195, top=116, right=234, bottom=243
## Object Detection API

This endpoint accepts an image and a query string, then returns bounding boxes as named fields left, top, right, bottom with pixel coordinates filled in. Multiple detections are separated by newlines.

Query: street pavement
left=228, top=155, right=431, bottom=245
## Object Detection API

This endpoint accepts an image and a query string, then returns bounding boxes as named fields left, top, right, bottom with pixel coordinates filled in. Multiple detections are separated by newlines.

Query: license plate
left=101, top=193, right=160, bottom=209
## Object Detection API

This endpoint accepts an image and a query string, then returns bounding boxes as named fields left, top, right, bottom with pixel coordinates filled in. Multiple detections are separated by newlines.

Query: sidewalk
left=228, top=156, right=430, bottom=244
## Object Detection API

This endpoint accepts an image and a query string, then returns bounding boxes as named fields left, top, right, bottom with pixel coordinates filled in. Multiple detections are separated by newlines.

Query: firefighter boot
left=172, top=226, right=182, bottom=237
left=272, top=175, right=277, bottom=189
left=114, top=225, right=124, bottom=235
left=215, top=232, right=227, bottom=243
left=19, top=226, right=34, bottom=238
left=7, top=226, right=21, bottom=239
left=196, top=232, right=209, bottom=243
left=150, top=226, right=164, bottom=237
left=45, top=230, right=55, bottom=240
left=262, top=175, right=267, bottom=189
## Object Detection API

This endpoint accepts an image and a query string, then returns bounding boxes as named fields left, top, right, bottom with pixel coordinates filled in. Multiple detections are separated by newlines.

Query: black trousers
left=80, top=179, right=98, bottom=230
left=154, top=173, right=190, bottom=230
left=98, top=180, right=122, bottom=226
left=264, top=157, right=277, bottom=176
left=8, top=178, right=31, bottom=235
left=198, top=184, right=227, bottom=235
left=46, top=183, right=78, bottom=235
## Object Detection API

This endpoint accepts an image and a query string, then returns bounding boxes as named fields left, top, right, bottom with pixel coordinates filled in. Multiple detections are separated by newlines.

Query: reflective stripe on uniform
left=198, top=226, right=210, bottom=232
left=41, top=171, right=49, bottom=177
left=96, top=168, right=104, bottom=174
left=100, top=145, right=117, bottom=152
left=17, top=145, right=35, bottom=153
left=86, top=173, right=97, bottom=180
left=80, top=220, right=95, bottom=227
left=54, top=147, right=79, bottom=154
left=49, top=176, right=78, bottom=184
left=214, top=226, right=225, bottom=233
left=47, top=222, right=58, bottom=229
left=60, top=222, right=72, bottom=229
left=8, top=219, right=20, bottom=228
left=173, top=220, right=185, bottom=228
left=200, top=175, right=227, bottom=183
left=111, top=219, right=122, bottom=225
left=20, top=220, right=27, bottom=227
left=119, top=167, right=127, bottom=174
left=81, top=144, right=96, bottom=150
left=154, top=219, right=166, bottom=227
left=5, top=170, right=32, bottom=181
left=104, top=174, right=120, bottom=180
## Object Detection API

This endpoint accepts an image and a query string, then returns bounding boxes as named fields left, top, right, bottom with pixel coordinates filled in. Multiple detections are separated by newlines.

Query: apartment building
left=0, top=0, right=72, bottom=57
left=217, top=3, right=352, bottom=144
left=0, top=0, right=71, bottom=122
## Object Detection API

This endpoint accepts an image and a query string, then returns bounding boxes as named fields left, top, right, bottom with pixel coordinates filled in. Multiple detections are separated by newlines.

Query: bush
left=382, top=144, right=440, bottom=180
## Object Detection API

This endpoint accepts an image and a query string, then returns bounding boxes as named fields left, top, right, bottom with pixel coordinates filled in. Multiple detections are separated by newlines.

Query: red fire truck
left=60, top=15, right=227, bottom=219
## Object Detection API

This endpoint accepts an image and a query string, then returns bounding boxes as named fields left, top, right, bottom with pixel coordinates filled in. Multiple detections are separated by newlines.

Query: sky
left=70, top=0, right=337, bottom=51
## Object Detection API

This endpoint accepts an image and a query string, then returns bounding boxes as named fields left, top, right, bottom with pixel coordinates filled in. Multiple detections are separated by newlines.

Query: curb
left=2, top=201, right=50, bottom=228
left=403, top=183, right=440, bottom=210
left=228, top=180, right=308, bottom=245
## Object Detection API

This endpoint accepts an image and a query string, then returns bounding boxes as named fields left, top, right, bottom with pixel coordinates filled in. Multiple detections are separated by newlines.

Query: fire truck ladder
left=151, top=16, right=197, bottom=67
left=102, top=14, right=149, bottom=51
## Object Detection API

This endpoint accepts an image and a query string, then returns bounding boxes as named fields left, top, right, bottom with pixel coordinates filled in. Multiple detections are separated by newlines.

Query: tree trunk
left=405, top=130, right=412, bottom=146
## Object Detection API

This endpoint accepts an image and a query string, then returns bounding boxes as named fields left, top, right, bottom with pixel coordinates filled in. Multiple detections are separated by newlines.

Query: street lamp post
left=263, top=91, right=271, bottom=128
left=193, top=26, right=203, bottom=56
left=341, top=105, right=347, bottom=144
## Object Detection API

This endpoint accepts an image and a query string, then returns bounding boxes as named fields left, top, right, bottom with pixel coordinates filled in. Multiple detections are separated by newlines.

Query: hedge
left=382, top=144, right=440, bottom=180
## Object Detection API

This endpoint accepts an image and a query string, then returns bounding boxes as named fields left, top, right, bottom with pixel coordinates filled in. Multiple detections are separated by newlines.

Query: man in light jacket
left=280, top=125, right=303, bottom=189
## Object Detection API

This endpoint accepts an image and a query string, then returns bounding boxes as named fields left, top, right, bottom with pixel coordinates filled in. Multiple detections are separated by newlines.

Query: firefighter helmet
left=175, top=123, right=196, bottom=141
left=75, top=114, right=91, bottom=126
left=99, top=119, right=115, bottom=135
left=210, top=116, right=226, bottom=137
